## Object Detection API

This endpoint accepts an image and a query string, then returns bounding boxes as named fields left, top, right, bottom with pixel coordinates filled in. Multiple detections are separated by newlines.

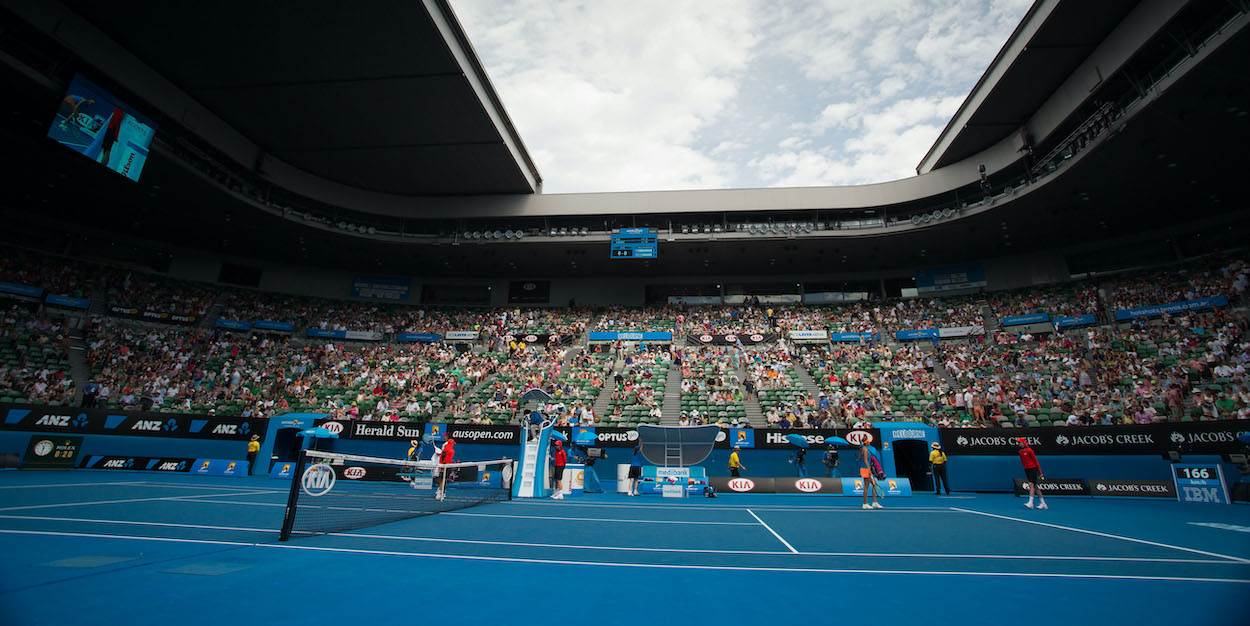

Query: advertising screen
left=47, top=74, right=158, bottom=181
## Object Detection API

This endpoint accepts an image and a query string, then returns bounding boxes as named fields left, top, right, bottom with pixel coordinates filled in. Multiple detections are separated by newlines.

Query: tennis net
left=278, top=449, right=513, bottom=540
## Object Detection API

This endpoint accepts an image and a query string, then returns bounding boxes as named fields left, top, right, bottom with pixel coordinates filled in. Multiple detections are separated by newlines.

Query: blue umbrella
left=297, top=426, right=338, bottom=439
left=550, top=430, right=568, bottom=443
left=520, top=388, right=553, bottom=403
left=826, top=436, right=851, bottom=447
left=784, top=434, right=809, bottom=448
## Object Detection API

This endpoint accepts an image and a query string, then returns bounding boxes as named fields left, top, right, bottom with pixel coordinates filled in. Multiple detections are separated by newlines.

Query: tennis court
left=1, top=470, right=1247, bottom=625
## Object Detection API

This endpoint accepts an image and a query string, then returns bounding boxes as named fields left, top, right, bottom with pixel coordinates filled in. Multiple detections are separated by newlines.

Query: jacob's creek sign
left=940, top=420, right=1249, bottom=455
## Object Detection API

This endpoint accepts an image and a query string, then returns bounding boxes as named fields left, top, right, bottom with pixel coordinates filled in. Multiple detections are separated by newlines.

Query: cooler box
left=617, top=463, right=631, bottom=493
left=560, top=464, right=585, bottom=496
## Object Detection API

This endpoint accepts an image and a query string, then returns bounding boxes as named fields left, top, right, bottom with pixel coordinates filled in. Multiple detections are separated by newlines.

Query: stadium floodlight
left=911, top=215, right=923, bottom=225
left=505, top=230, right=515, bottom=239
left=713, top=224, right=723, bottom=233
left=337, top=221, right=348, bottom=230
left=463, top=231, right=473, bottom=240
left=932, top=210, right=943, bottom=220
left=703, top=225, right=712, bottom=234
left=942, top=208, right=955, bottom=218
left=472, top=231, right=482, bottom=239
left=515, top=231, right=525, bottom=239
left=682, top=225, right=690, bottom=233
left=921, top=214, right=931, bottom=223
left=581, top=227, right=590, bottom=236
left=367, top=226, right=377, bottom=235
left=559, top=227, right=569, bottom=236
left=549, top=228, right=558, bottom=236
left=803, top=223, right=814, bottom=233
left=493, top=230, right=503, bottom=239
left=347, top=224, right=358, bottom=232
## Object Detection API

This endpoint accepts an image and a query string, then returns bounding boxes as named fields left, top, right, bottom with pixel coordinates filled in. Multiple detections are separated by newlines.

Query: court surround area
left=1, top=470, right=1246, bottom=625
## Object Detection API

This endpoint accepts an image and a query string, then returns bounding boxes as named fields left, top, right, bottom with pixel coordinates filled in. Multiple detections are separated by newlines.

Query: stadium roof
left=917, top=0, right=1140, bottom=174
left=40, top=0, right=542, bottom=196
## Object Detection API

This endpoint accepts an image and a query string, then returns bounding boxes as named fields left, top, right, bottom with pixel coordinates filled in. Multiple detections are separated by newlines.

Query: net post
left=277, top=448, right=309, bottom=541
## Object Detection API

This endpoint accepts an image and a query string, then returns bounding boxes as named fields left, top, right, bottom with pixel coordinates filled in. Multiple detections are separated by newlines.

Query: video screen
left=47, top=74, right=157, bottom=182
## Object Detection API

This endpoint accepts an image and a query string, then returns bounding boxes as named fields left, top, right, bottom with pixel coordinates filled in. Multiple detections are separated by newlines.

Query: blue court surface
left=1, top=471, right=1247, bottom=625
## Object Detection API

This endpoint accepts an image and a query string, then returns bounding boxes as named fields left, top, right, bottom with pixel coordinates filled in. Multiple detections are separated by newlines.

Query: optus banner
left=1, top=405, right=265, bottom=441
left=686, top=333, right=776, bottom=345
left=939, top=420, right=1250, bottom=456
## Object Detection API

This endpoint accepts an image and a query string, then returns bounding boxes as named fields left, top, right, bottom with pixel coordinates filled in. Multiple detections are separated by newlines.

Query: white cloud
left=450, top=0, right=1032, bottom=193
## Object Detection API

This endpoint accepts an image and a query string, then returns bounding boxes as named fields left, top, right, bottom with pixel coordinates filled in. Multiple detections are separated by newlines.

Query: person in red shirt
left=1016, top=438, right=1047, bottom=510
left=436, top=435, right=456, bottom=500
left=550, top=440, right=567, bottom=500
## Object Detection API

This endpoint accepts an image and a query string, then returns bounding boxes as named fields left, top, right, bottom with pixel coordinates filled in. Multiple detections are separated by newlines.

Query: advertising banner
left=843, top=477, right=913, bottom=497
left=1114, top=295, right=1228, bottom=321
left=505, top=333, right=572, bottom=346
left=0, top=281, right=43, bottom=298
left=445, top=331, right=480, bottom=341
left=774, top=477, right=844, bottom=494
left=1011, top=478, right=1090, bottom=496
left=788, top=330, right=829, bottom=341
left=1172, top=464, right=1230, bottom=504
left=1088, top=479, right=1176, bottom=498
left=351, top=276, right=411, bottom=302
left=344, top=330, right=383, bottom=341
left=895, top=329, right=939, bottom=340
left=22, top=435, right=82, bottom=469
left=190, top=459, right=248, bottom=477
left=710, top=476, right=775, bottom=494
left=45, top=294, right=90, bottom=309
left=939, top=420, right=1250, bottom=456
left=588, top=332, right=673, bottom=342
left=686, top=333, right=776, bottom=346
left=720, top=428, right=882, bottom=450
left=397, top=333, right=442, bottom=342
left=80, top=456, right=195, bottom=472
left=916, top=263, right=987, bottom=294
left=1054, top=314, right=1097, bottom=328
left=253, top=321, right=296, bottom=332
left=1000, top=313, right=1050, bottom=326
left=216, top=319, right=250, bottom=331
left=307, top=328, right=345, bottom=339
left=727, top=428, right=755, bottom=449
left=830, top=332, right=877, bottom=342
left=270, top=461, right=298, bottom=479
left=1, top=405, right=265, bottom=441
left=108, top=305, right=198, bottom=326
left=938, top=325, right=985, bottom=338
left=508, top=280, right=551, bottom=304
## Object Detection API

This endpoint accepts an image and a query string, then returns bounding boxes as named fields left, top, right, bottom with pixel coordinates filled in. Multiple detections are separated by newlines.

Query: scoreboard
left=1171, top=464, right=1230, bottom=504
left=610, top=228, right=658, bottom=259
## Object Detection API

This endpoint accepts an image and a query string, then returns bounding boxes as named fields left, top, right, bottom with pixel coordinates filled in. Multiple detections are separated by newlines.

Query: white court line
left=444, top=512, right=756, bottom=525
left=747, top=509, right=798, bottom=554
left=0, top=490, right=275, bottom=512
left=0, top=515, right=1230, bottom=564
left=0, top=481, right=145, bottom=490
left=172, top=499, right=284, bottom=507
left=1, top=529, right=1246, bottom=584
left=0, top=515, right=270, bottom=533
left=951, top=507, right=1250, bottom=564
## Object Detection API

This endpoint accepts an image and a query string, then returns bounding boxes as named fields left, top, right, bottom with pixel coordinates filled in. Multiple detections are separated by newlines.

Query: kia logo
left=725, top=334, right=738, bottom=342
left=525, top=335, right=538, bottom=343
left=700, top=335, right=713, bottom=342
left=728, top=478, right=755, bottom=492
left=322, top=422, right=344, bottom=435
left=795, top=479, right=821, bottom=493
left=750, top=334, right=764, bottom=342
left=846, top=431, right=874, bottom=445
left=523, top=283, right=536, bottom=290
left=343, top=467, right=366, bottom=479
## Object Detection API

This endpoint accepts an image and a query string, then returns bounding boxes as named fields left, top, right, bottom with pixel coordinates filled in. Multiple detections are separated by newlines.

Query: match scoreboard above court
left=610, top=228, right=658, bottom=259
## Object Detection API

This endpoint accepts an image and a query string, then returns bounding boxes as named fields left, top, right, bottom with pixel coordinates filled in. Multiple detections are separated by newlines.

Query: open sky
left=450, top=0, right=1033, bottom=194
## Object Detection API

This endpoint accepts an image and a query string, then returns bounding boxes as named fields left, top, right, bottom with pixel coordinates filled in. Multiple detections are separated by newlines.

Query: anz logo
left=131, top=420, right=163, bottom=432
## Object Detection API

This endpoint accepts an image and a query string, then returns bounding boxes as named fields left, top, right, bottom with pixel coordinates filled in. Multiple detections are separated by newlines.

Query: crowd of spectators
left=988, top=282, right=1102, bottom=319
left=0, top=305, right=74, bottom=405
left=879, top=296, right=985, bottom=332
left=0, top=247, right=94, bottom=298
